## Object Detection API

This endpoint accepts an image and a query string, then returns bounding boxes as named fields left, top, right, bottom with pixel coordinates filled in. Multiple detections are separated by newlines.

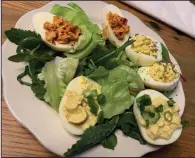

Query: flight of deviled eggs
left=59, top=76, right=102, bottom=135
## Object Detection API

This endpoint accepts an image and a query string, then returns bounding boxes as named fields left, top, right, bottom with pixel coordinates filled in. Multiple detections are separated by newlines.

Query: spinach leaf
left=117, top=112, right=147, bottom=145
left=101, top=133, right=117, bottom=150
left=5, top=28, right=39, bottom=45
left=64, top=116, right=119, bottom=157
left=97, top=111, right=104, bottom=125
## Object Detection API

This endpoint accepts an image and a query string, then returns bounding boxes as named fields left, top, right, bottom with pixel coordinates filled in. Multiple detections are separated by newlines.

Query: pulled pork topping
left=43, top=16, right=81, bottom=44
left=107, top=12, right=130, bottom=40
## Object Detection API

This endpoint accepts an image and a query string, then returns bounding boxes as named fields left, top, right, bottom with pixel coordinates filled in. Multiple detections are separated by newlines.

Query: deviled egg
left=125, top=34, right=162, bottom=66
left=32, top=12, right=91, bottom=53
left=102, top=4, right=130, bottom=47
left=138, top=62, right=180, bottom=91
left=133, top=89, right=182, bottom=145
left=59, top=76, right=101, bottom=135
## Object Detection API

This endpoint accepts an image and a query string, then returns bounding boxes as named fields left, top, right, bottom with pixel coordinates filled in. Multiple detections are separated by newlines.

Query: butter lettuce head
left=38, top=57, right=79, bottom=111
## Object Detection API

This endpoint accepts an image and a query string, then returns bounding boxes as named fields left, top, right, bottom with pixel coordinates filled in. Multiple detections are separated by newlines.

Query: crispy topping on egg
left=43, top=16, right=81, bottom=44
left=132, top=35, right=158, bottom=57
left=148, top=63, right=179, bottom=82
left=107, top=12, right=130, bottom=40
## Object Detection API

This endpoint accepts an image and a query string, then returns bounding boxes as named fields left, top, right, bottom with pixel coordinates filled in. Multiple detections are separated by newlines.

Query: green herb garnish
left=167, top=98, right=176, bottom=107
left=87, top=96, right=99, bottom=116
left=137, top=94, right=152, bottom=113
left=97, top=94, right=106, bottom=105
left=155, top=104, right=164, bottom=113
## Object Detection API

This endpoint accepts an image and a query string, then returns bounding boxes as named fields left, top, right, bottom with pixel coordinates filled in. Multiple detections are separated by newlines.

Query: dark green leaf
left=64, top=116, right=119, bottom=157
left=101, top=133, right=117, bottom=150
left=8, top=53, right=32, bottom=62
left=117, top=112, right=147, bottom=145
left=31, top=80, right=46, bottom=100
left=17, top=66, right=31, bottom=86
left=5, top=28, right=38, bottom=45
left=181, top=120, right=189, bottom=128
left=19, top=37, right=41, bottom=49
left=161, top=43, right=171, bottom=63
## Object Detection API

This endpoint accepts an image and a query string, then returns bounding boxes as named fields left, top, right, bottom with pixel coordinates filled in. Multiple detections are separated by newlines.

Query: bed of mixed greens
left=4, top=2, right=189, bottom=157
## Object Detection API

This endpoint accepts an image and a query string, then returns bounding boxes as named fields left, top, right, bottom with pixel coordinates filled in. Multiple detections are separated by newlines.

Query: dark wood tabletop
left=2, top=1, right=195, bottom=157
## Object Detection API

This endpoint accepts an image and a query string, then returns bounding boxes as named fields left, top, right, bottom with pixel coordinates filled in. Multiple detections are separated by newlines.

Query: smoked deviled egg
left=133, top=89, right=182, bottom=145
left=102, top=4, right=130, bottom=47
left=59, top=76, right=101, bottom=135
left=32, top=12, right=91, bottom=53
left=138, top=62, right=180, bottom=91
left=125, top=34, right=162, bottom=66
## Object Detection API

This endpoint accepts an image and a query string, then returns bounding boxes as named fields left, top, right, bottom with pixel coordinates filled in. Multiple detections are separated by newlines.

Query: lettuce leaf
left=89, top=65, right=144, bottom=119
left=38, top=57, right=79, bottom=111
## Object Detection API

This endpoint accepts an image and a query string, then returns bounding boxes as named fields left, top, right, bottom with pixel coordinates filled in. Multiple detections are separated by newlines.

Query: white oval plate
left=2, top=1, right=185, bottom=157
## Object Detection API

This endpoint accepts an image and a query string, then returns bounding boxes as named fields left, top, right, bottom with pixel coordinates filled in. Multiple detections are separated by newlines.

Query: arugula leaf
left=17, top=66, right=31, bottom=87
left=181, top=120, right=189, bottom=128
left=5, top=28, right=39, bottom=45
left=117, top=112, right=147, bottom=145
left=31, top=80, right=46, bottom=100
left=8, top=53, right=32, bottom=62
left=161, top=43, right=171, bottom=63
left=101, top=133, right=117, bottom=150
left=64, top=116, right=119, bottom=157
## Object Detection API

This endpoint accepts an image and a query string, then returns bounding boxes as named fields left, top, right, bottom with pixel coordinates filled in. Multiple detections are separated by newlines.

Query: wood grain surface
left=2, top=1, right=195, bottom=157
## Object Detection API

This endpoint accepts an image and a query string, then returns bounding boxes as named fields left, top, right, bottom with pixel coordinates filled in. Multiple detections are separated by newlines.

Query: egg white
left=32, top=12, right=77, bottom=52
left=133, top=89, right=182, bottom=145
left=138, top=67, right=180, bottom=91
left=125, top=35, right=162, bottom=66
left=59, top=76, right=101, bottom=135
left=102, top=4, right=130, bottom=47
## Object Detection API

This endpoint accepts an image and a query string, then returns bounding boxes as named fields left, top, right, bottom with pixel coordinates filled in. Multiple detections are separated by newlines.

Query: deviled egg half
left=125, top=34, right=162, bottom=66
left=59, top=76, right=101, bottom=135
left=138, top=62, right=180, bottom=91
left=134, top=89, right=182, bottom=145
left=32, top=12, right=91, bottom=53
left=102, top=4, right=130, bottom=47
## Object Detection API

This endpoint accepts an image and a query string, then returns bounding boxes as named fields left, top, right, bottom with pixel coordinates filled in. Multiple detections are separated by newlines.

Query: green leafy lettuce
left=88, top=65, right=144, bottom=119
left=38, top=57, right=79, bottom=111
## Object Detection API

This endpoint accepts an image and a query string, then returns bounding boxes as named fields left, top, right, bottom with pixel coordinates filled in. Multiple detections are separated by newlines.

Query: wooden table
left=2, top=1, right=195, bottom=157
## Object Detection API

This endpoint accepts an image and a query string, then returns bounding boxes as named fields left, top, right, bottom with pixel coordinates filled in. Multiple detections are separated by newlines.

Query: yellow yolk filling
left=148, top=63, right=179, bottom=82
left=132, top=35, right=158, bottom=56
